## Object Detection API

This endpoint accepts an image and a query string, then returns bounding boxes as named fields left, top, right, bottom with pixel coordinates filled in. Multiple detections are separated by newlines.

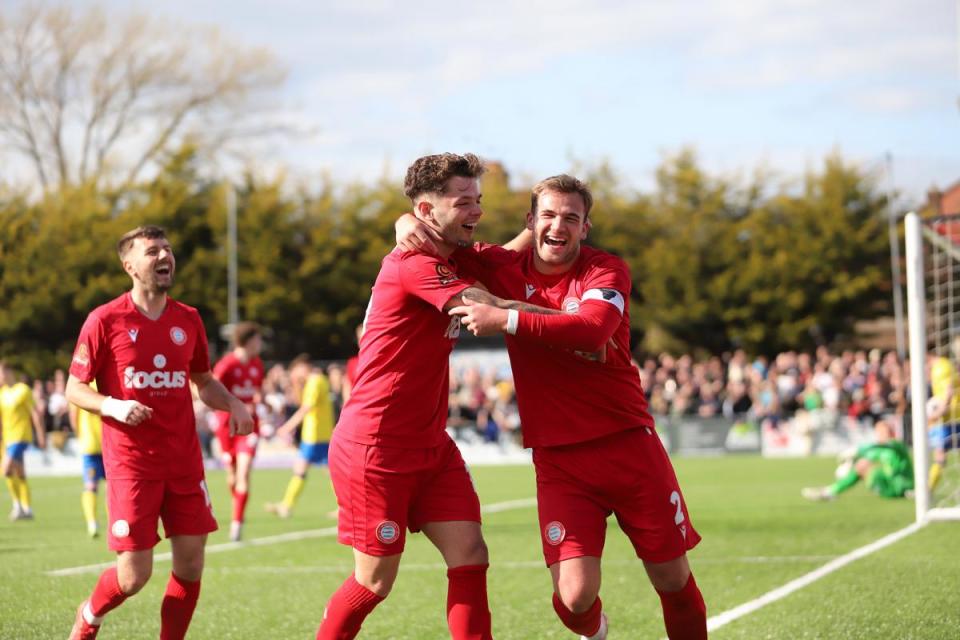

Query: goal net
left=905, top=212, right=960, bottom=522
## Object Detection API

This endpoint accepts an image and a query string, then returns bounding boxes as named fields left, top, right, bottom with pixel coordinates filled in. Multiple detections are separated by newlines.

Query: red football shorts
left=215, top=411, right=260, bottom=463
left=329, top=432, right=481, bottom=556
left=106, top=476, right=219, bottom=551
left=533, top=427, right=700, bottom=566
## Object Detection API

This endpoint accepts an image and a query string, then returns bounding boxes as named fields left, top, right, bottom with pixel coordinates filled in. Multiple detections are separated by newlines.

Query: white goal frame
left=905, top=211, right=960, bottom=523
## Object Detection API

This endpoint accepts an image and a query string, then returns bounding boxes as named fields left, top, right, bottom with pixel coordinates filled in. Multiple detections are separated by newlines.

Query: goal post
left=905, top=211, right=960, bottom=523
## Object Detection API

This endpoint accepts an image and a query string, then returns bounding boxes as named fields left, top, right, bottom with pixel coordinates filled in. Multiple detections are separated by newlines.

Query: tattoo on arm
left=461, top=285, right=562, bottom=315
left=499, top=300, right=563, bottom=315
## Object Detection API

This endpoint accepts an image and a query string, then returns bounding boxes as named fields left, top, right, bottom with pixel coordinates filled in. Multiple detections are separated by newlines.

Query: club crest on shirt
left=544, top=521, right=566, bottom=545
left=112, top=519, right=130, bottom=538
left=562, top=297, right=580, bottom=313
left=435, top=264, right=459, bottom=286
left=376, top=520, right=401, bottom=544
left=72, top=343, right=90, bottom=367
left=170, top=326, right=187, bottom=345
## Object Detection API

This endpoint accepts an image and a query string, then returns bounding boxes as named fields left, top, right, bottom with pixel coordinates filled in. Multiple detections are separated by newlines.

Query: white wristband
left=506, top=309, right=519, bottom=335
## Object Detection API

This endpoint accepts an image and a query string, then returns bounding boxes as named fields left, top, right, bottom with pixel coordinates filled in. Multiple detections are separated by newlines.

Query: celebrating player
left=1, top=361, right=45, bottom=521
left=398, top=174, right=707, bottom=640
left=69, top=381, right=106, bottom=537
left=265, top=355, right=335, bottom=519
left=66, top=225, right=254, bottom=640
left=317, top=153, right=495, bottom=640
left=213, top=321, right=265, bottom=541
left=802, top=419, right=913, bottom=501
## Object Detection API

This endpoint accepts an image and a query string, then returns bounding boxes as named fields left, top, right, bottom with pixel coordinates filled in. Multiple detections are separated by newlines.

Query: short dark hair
left=117, top=225, right=167, bottom=258
left=530, top=175, right=593, bottom=219
left=403, top=153, right=485, bottom=202
left=232, top=322, right=262, bottom=348
left=290, top=353, right=311, bottom=369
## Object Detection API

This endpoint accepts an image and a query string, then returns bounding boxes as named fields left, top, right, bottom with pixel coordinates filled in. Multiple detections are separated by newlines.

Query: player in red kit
left=212, top=321, right=265, bottom=542
left=399, top=175, right=707, bottom=640
left=316, top=154, right=498, bottom=640
left=65, top=226, right=254, bottom=640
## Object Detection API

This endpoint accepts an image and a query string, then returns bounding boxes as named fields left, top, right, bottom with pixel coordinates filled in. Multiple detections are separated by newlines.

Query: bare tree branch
left=0, top=4, right=288, bottom=192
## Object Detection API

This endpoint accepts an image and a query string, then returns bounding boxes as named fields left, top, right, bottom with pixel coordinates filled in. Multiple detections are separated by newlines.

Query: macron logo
left=128, top=329, right=139, bottom=343
left=525, top=283, right=536, bottom=299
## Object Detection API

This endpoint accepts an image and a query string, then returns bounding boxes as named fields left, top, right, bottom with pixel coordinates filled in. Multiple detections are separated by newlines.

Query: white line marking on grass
left=706, top=521, right=926, bottom=633
left=45, top=497, right=537, bottom=577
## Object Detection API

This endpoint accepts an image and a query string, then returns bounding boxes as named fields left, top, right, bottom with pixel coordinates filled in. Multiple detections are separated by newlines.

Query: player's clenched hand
left=395, top=213, right=442, bottom=255
left=449, top=296, right=509, bottom=337
left=101, top=397, right=154, bottom=426
left=229, top=401, right=255, bottom=436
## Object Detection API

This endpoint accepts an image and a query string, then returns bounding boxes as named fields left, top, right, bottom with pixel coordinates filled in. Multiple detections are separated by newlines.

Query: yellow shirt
left=1, top=382, right=35, bottom=444
left=76, top=382, right=102, bottom=455
left=301, top=372, right=334, bottom=444
left=931, top=356, right=960, bottom=424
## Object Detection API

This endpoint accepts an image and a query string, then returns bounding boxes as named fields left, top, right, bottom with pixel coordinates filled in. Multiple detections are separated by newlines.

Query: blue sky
left=21, top=0, right=960, bottom=203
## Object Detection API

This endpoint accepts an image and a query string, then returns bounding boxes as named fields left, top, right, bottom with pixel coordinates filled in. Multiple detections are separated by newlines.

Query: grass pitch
left=1, top=456, right=958, bottom=639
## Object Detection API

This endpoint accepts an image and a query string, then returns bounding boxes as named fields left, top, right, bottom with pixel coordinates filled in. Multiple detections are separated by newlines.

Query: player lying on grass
left=802, top=419, right=914, bottom=501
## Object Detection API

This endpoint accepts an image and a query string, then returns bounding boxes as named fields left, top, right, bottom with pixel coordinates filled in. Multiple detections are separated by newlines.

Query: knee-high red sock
left=316, top=574, right=385, bottom=640
left=232, top=490, right=249, bottom=523
left=160, top=572, right=201, bottom=640
left=446, top=564, right=492, bottom=640
left=552, top=593, right=603, bottom=636
left=89, top=566, right=129, bottom=618
left=656, top=573, right=707, bottom=640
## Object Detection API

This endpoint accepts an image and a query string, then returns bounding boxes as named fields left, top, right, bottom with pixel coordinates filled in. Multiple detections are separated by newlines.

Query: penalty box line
left=45, top=497, right=537, bottom=578
left=706, top=521, right=926, bottom=633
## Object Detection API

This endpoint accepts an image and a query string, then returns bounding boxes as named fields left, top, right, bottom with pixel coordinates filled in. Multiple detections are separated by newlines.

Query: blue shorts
left=82, top=454, right=106, bottom=485
left=930, top=424, right=960, bottom=451
left=299, top=442, right=330, bottom=465
left=5, top=442, right=29, bottom=463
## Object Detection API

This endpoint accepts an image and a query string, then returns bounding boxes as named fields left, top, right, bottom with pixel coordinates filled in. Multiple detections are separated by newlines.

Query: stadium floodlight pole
left=227, top=184, right=239, bottom=325
left=904, top=211, right=929, bottom=523
left=886, top=152, right=906, bottom=361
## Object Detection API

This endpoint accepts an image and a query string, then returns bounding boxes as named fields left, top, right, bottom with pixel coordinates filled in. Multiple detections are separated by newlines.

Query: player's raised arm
left=65, top=374, right=154, bottom=426
left=190, top=371, right=254, bottom=436
left=396, top=212, right=533, bottom=256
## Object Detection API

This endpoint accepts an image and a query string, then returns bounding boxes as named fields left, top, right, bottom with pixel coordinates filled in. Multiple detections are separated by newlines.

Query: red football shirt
left=336, top=249, right=472, bottom=448
left=455, top=244, right=654, bottom=448
left=69, top=293, right=210, bottom=480
left=213, top=352, right=264, bottom=432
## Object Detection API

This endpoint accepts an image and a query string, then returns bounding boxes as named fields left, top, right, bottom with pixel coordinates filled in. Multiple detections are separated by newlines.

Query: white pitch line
left=706, top=521, right=926, bottom=633
left=45, top=497, right=537, bottom=578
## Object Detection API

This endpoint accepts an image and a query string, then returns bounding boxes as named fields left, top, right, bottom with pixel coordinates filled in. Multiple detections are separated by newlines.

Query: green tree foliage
left=0, top=147, right=895, bottom=377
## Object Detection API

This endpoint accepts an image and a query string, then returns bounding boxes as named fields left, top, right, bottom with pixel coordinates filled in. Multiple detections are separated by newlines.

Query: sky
left=10, top=0, right=960, bottom=204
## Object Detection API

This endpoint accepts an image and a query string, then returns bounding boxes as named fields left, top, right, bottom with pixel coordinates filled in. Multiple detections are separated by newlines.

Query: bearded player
left=399, top=175, right=707, bottom=640
left=213, top=321, right=265, bottom=541
left=66, top=225, right=254, bottom=640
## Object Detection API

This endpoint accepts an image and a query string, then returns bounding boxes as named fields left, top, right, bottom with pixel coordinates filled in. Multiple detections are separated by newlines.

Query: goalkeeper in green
left=802, top=419, right=914, bottom=501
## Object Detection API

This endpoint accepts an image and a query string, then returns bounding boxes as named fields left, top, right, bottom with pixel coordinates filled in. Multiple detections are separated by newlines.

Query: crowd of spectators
left=639, top=347, right=907, bottom=432
left=21, top=346, right=907, bottom=457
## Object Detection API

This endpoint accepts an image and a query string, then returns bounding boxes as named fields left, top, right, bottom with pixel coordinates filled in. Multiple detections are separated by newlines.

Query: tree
left=0, top=4, right=286, bottom=191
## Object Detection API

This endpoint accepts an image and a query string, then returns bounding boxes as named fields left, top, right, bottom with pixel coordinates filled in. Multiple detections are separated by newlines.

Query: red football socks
left=89, top=566, right=129, bottom=618
left=232, top=490, right=249, bottom=523
left=159, top=572, right=201, bottom=640
left=316, top=574, right=385, bottom=640
left=552, top=593, right=603, bottom=636
left=446, top=564, right=492, bottom=640
left=656, top=573, right=707, bottom=640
